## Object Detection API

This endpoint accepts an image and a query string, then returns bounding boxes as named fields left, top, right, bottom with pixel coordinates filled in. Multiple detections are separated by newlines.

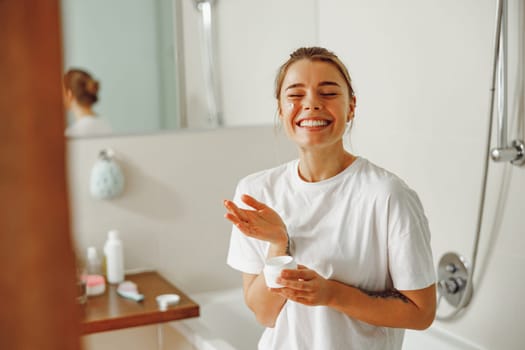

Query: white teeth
left=299, top=119, right=329, bottom=127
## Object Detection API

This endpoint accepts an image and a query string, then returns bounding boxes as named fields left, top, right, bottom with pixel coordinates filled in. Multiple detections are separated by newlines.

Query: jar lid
left=156, top=294, right=180, bottom=311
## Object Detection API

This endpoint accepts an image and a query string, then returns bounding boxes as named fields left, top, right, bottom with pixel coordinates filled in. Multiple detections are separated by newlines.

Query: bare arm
left=224, top=194, right=291, bottom=327
left=241, top=236, right=290, bottom=328
left=329, top=282, right=436, bottom=329
left=242, top=273, right=287, bottom=327
left=276, top=267, right=436, bottom=330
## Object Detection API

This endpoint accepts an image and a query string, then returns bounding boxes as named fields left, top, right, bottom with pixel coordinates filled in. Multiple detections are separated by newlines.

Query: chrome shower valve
left=437, top=252, right=472, bottom=308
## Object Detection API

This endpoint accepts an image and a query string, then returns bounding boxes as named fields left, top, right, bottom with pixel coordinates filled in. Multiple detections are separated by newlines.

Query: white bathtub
left=171, top=288, right=485, bottom=350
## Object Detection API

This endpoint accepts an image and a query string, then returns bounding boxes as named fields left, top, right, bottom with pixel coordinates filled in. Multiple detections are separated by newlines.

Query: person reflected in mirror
left=223, top=47, right=436, bottom=350
left=63, top=68, right=112, bottom=137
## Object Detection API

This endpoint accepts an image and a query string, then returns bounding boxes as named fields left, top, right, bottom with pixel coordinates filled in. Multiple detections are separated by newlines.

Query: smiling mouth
left=297, top=119, right=332, bottom=128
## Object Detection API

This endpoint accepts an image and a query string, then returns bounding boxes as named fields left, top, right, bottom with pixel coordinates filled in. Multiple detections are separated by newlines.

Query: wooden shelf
left=81, top=271, right=199, bottom=334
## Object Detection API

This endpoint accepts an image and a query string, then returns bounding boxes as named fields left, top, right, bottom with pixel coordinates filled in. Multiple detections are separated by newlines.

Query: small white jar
left=263, top=256, right=297, bottom=288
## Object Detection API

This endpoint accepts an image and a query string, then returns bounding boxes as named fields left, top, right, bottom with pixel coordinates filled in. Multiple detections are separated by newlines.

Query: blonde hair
left=274, top=47, right=355, bottom=103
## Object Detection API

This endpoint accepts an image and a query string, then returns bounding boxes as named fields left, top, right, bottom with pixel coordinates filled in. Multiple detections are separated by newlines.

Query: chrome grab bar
left=489, top=0, right=524, bottom=165
left=193, top=0, right=223, bottom=127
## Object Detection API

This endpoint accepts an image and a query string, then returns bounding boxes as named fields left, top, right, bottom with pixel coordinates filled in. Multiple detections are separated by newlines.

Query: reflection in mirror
left=63, top=68, right=113, bottom=137
left=61, top=0, right=182, bottom=137
left=61, top=0, right=317, bottom=137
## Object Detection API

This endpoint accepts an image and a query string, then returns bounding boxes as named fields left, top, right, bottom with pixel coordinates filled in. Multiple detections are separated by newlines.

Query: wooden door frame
left=0, top=1, right=81, bottom=348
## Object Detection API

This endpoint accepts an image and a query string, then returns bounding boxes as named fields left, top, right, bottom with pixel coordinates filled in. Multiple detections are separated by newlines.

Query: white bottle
left=104, top=230, right=124, bottom=284
left=86, top=246, right=102, bottom=275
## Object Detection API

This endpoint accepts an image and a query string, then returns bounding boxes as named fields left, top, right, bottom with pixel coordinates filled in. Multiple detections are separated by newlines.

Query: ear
left=347, top=96, right=356, bottom=122
left=63, top=89, right=73, bottom=108
left=65, top=89, right=73, bottom=102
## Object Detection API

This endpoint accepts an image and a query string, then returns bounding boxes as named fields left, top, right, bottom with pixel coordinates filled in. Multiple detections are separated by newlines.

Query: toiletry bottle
left=86, top=246, right=102, bottom=275
left=104, top=230, right=124, bottom=284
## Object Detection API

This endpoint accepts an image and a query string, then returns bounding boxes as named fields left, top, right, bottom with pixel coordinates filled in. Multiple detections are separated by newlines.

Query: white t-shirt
left=65, top=116, right=112, bottom=137
left=227, top=157, right=436, bottom=350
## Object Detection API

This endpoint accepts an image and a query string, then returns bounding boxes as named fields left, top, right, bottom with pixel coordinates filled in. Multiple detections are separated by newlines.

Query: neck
left=71, top=103, right=94, bottom=120
left=297, top=144, right=355, bottom=182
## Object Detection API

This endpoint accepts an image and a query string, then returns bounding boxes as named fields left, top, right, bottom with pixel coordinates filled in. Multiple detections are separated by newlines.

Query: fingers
left=270, top=287, right=317, bottom=306
left=224, top=212, right=243, bottom=226
left=223, top=199, right=248, bottom=222
left=241, top=194, right=267, bottom=210
left=223, top=196, right=285, bottom=243
left=224, top=200, right=266, bottom=239
left=267, top=265, right=328, bottom=306
left=274, top=267, right=317, bottom=291
left=223, top=200, right=253, bottom=235
left=223, top=195, right=265, bottom=218
left=281, top=267, right=315, bottom=281
left=276, top=277, right=314, bottom=292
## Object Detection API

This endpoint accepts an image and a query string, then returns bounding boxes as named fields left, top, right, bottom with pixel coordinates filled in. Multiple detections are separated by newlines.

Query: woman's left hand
left=271, top=265, right=333, bottom=306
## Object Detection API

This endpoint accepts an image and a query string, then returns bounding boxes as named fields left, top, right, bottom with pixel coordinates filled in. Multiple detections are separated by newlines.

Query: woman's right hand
left=224, top=194, right=288, bottom=255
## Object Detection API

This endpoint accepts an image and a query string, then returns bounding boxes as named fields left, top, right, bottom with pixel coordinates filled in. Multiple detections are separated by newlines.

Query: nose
left=303, top=93, right=322, bottom=111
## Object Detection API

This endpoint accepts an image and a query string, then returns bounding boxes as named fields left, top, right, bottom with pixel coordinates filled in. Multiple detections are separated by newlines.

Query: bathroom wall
left=68, top=126, right=296, bottom=293
left=319, top=0, right=524, bottom=349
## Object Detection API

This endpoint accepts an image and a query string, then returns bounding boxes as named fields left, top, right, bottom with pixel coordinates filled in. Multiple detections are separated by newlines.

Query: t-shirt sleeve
left=387, top=181, right=436, bottom=291
left=226, top=179, right=267, bottom=275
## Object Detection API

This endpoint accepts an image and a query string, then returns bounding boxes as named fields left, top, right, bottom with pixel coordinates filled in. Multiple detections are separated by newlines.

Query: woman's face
left=279, top=59, right=355, bottom=151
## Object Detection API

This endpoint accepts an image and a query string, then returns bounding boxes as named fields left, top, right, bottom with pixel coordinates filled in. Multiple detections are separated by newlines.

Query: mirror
left=60, top=0, right=318, bottom=138
left=61, top=0, right=182, bottom=137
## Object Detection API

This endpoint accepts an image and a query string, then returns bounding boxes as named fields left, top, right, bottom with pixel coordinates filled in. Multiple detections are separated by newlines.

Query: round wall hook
left=98, top=148, right=115, bottom=161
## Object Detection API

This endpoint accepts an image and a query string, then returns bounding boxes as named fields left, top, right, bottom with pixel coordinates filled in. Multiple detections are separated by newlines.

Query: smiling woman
left=276, top=51, right=355, bottom=157
left=223, top=47, right=436, bottom=350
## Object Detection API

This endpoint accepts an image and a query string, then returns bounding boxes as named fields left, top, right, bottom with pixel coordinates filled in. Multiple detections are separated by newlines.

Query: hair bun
left=86, top=80, right=99, bottom=95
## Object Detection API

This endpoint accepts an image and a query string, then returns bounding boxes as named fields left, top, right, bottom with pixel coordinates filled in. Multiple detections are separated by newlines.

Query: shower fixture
left=437, top=253, right=471, bottom=308
left=489, top=0, right=524, bottom=165
left=437, top=0, right=522, bottom=320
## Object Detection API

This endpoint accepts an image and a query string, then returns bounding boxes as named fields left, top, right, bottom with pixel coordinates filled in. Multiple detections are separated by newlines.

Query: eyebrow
left=285, top=81, right=341, bottom=91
